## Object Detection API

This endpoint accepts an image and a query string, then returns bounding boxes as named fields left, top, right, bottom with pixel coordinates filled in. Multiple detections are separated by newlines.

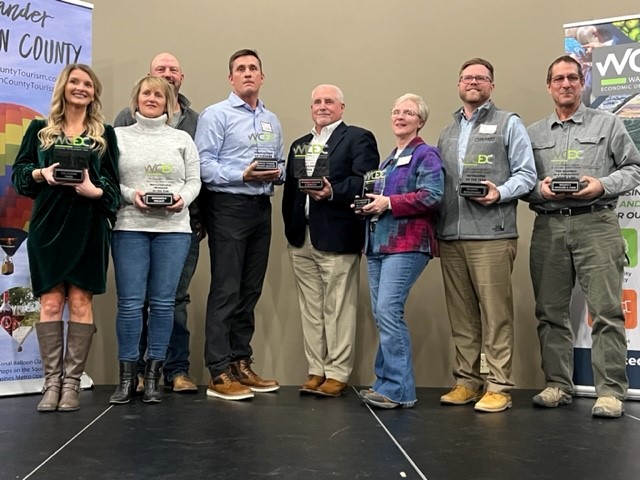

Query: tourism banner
left=0, top=0, right=93, bottom=395
left=564, top=14, right=640, bottom=399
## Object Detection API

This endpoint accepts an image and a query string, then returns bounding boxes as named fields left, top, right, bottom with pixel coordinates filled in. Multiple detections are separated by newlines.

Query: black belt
left=210, top=191, right=270, bottom=203
left=535, top=204, right=613, bottom=217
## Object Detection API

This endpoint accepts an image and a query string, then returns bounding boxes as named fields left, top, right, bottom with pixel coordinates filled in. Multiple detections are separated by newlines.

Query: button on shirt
left=196, top=92, right=285, bottom=196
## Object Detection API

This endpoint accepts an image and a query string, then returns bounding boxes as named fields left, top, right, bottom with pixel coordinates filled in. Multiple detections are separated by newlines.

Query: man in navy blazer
left=282, top=84, right=379, bottom=396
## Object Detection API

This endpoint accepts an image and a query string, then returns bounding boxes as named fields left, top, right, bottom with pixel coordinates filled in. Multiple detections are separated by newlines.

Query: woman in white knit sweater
left=110, top=76, right=201, bottom=404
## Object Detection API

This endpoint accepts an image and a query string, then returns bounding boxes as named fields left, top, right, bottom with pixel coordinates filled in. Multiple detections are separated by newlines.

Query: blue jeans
left=136, top=231, right=201, bottom=379
left=112, top=231, right=190, bottom=362
left=367, top=252, right=429, bottom=405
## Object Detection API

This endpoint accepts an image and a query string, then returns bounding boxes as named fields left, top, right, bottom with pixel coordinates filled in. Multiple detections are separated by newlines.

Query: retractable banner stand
left=0, top=0, right=93, bottom=397
left=564, top=14, right=640, bottom=399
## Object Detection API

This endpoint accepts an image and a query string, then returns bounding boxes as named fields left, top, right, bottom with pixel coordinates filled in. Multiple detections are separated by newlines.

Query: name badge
left=479, top=124, right=497, bottom=134
left=397, top=156, right=411, bottom=166
left=261, top=122, right=273, bottom=133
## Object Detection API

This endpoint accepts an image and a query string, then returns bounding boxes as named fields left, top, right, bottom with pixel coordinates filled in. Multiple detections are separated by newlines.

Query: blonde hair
left=38, top=64, right=107, bottom=155
left=129, top=76, right=175, bottom=123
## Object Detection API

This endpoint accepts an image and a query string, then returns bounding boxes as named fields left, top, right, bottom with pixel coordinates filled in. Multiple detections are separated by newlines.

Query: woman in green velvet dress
left=12, top=63, right=120, bottom=413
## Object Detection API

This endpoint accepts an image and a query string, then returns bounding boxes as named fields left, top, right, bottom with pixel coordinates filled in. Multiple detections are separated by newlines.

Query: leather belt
left=535, top=204, right=613, bottom=217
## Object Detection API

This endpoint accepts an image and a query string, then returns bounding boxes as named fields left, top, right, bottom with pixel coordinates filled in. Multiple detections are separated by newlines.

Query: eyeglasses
left=459, top=75, right=492, bottom=84
left=550, top=74, right=582, bottom=85
left=391, top=109, right=419, bottom=117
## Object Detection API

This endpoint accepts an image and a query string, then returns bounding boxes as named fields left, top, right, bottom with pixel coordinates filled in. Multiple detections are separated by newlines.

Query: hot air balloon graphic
left=1, top=287, right=37, bottom=352
left=0, top=103, right=44, bottom=275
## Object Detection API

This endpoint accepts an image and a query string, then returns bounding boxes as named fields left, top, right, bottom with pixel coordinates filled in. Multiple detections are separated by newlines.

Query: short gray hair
left=311, top=84, right=345, bottom=103
left=393, top=93, right=430, bottom=129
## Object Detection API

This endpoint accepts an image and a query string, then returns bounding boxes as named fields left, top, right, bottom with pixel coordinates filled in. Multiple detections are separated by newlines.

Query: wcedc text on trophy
left=142, top=162, right=175, bottom=207
left=459, top=154, right=492, bottom=197
left=293, top=142, right=330, bottom=190
left=53, top=144, right=90, bottom=183
left=354, top=169, right=385, bottom=209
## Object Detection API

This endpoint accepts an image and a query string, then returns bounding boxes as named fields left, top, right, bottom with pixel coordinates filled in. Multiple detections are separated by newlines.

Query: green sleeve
left=94, top=124, right=121, bottom=222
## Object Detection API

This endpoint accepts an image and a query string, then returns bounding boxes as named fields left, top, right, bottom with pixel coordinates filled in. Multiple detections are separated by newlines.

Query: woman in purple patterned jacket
left=356, top=93, right=444, bottom=409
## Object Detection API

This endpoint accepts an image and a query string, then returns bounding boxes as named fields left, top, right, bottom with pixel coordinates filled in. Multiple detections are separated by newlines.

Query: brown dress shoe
left=315, top=378, right=347, bottom=397
left=206, top=369, right=253, bottom=401
left=299, top=375, right=326, bottom=394
left=171, top=374, right=198, bottom=393
left=230, top=359, right=280, bottom=393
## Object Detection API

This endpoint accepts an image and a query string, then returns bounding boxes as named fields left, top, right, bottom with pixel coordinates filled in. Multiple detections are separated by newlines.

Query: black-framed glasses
left=459, top=75, right=492, bottom=84
left=550, top=74, right=582, bottom=85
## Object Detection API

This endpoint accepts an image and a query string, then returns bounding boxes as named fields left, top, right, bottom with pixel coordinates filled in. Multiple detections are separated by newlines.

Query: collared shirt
left=303, top=119, right=342, bottom=215
left=305, top=119, right=342, bottom=175
left=527, top=102, right=640, bottom=209
left=195, top=92, right=285, bottom=196
left=457, top=101, right=536, bottom=203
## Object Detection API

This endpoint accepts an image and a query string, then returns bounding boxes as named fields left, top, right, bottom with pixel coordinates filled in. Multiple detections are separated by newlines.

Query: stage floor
left=3, top=386, right=639, bottom=479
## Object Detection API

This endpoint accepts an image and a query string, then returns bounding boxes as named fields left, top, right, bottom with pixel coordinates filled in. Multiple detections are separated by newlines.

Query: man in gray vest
left=114, top=52, right=203, bottom=394
left=437, top=57, right=536, bottom=413
left=526, top=55, right=640, bottom=418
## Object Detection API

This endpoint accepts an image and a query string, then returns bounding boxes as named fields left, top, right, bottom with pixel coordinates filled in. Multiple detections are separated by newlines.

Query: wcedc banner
left=565, top=14, right=640, bottom=397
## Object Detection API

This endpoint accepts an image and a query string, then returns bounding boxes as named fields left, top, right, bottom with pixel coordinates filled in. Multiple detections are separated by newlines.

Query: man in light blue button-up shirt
left=195, top=49, right=284, bottom=401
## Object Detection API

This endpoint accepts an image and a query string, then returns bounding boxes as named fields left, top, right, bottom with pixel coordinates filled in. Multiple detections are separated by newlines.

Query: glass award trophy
left=295, top=148, right=329, bottom=190
left=459, top=158, right=490, bottom=197
left=53, top=145, right=90, bottom=183
left=550, top=164, right=583, bottom=193
left=354, top=169, right=385, bottom=208
left=253, top=147, right=278, bottom=171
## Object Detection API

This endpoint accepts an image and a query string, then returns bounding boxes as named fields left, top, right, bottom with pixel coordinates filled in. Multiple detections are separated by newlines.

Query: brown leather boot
left=35, top=321, right=64, bottom=412
left=299, top=375, right=326, bottom=394
left=206, top=366, right=254, bottom=401
left=316, top=378, right=347, bottom=397
left=230, top=359, right=279, bottom=393
left=58, top=322, right=96, bottom=412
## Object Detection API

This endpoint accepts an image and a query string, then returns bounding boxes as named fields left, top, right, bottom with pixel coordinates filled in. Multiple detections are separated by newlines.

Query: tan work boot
left=440, top=385, right=482, bottom=405
left=592, top=396, right=624, bottom=418
left=474, top=391, right=512, bottom=413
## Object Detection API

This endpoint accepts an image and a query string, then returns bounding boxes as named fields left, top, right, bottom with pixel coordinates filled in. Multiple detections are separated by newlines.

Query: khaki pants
left=287, top=228, right=360, bottom=383
left=440, top=239, right=517, bottom=393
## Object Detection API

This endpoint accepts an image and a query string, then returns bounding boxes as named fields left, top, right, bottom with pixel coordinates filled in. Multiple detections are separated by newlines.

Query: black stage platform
left=3, top=387, right=639, bottom=479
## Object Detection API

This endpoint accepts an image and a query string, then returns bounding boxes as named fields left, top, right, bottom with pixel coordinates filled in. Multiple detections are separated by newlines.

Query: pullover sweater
left=114, top=113, right=201, bottom=233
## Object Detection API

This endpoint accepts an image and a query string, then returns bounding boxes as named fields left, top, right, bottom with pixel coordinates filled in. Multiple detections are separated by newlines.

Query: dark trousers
left=204, top=192, right=272, bottom=377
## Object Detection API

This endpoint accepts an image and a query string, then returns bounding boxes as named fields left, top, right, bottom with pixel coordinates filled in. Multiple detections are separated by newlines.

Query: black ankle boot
left=143, top=359, right=163, bottom=403
left=109, top=361, right=137, bottom=405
